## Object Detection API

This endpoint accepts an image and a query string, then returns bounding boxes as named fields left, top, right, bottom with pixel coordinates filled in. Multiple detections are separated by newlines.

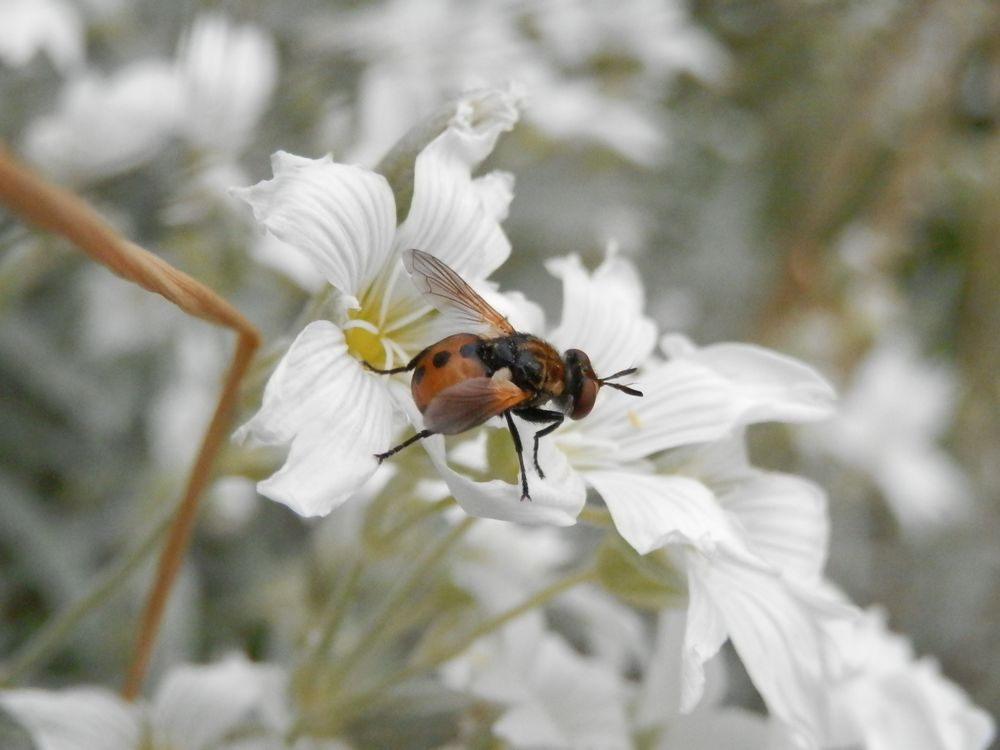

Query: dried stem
left=0, top=146, right=261, bottom=700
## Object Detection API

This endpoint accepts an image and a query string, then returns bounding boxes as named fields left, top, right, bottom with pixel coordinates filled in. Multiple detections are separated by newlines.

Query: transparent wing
left=422, top=374, right=530, bottom=434
left=404, top=248, right=515, bottom=336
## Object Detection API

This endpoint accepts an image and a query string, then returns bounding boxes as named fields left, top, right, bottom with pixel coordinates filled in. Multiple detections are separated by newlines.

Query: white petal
left=548, top=251, right=658, bottom=374
left=496, top=633, right=631, bottom=750
left=456, top=616, right=631, bottom=750
left=825, top=607, right=996, bottom=750
left=152, top=656, right=285, bottom=750
left=585, top=470, right=735, bottom=555
left=0, top=0, right=83, bottom=73
left=579, top=341, right=832, bottom=466
left=635, top=609, right=687, bottom=727
left=233, top=152, right=397, bottom=297
left=236, top=321, right=396, bottom=516
left=394, top=87, right=520, bottom=282
left=720, top=472, right=829, bottom=581
left=177, top=14, right=277, bottom=153
left=587, top=359, right=738, bottom=465
left=676, top=340, right=837, bottom=424
left=420, top=420, right=586, bottom=526
left=0, top=688, right=141, bottom=750
left=874, top=445, right=974, bottom=540
left=684, top=550, right=850, bottom=745
left=24, top=61, right=181, bottom=182
left=681, top=558, right=730, bottom=715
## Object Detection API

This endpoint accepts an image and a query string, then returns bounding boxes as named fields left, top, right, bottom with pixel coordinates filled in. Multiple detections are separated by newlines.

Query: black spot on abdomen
left=432, top=350, right=452, bottom=368
left=413, top=365, right=426, bottom=384
left=459, top=342, right=479, bottom=359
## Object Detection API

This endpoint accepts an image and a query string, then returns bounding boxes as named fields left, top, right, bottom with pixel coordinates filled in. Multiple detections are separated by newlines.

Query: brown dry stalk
left=0, top=146, right=261, bottom=700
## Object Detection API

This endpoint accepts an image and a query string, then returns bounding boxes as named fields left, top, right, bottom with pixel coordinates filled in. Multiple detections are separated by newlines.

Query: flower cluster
left=1, top=22, right=994, bottom=745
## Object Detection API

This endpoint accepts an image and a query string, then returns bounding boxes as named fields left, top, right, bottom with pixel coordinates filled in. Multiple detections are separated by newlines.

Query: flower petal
left=586, top=358, right=738, bottom=465
left=720, top=471, right=829, bottom=581
left=152, top=655, right=285, bottom=750
left=684, top=549, right=850, bottom=746
left=585, top=470, right=735, bottom=555
left=176, top=14, right=277, bottom=153
left=666, top=338, right=837, bottom=424
left=825, top=608, right=996, bottom=750
left=233, top=152, right=397, bottom=299
left=394, top=87, right=520, bottom=282
left=419, top=418, right=586, bottom=526
left=493, top=632, right=631, bottom=750
left=236, top=320, right=397, bottom=516
left=0, top=688, right=141, bottom=750
left=447, top=614, right=631, bottom=750
left=548, top=251, right=658, bottom=375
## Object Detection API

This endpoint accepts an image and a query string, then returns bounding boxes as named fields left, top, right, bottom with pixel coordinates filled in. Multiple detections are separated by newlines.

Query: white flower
left=176, top=13, right=278, bottom=156
left=404, top=248, right=848, bottom=743
left=23, top=60, right=181, bottom=182
left=0, top=655, right=285, bottom=750
left=314, top=0, right=726, bottom=165
left=500, top=250, right=850, bottom=741
left=804, top=334, right=974, bottom=539
left=823, top=606, right=995, bottom=750
left=442, top=612, right=632, bottom=750
left=233, top=86, right=520, bottom=517
left=0, top=0, right=83, bottom=73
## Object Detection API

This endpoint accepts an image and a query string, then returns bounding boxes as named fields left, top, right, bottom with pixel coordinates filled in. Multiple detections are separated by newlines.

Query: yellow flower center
left=344, top=319, right=385, bottom=369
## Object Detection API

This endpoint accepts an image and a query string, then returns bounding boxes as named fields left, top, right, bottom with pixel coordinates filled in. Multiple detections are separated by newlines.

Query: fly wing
left=404, top=248, right=515, bottom=337
left=422, top=373, right=530, bottom=435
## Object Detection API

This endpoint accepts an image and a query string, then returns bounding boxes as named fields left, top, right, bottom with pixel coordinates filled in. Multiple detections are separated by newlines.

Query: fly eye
left=569, top=376, right=599, bottom=419
left=564, top=349, right=594, bottom=377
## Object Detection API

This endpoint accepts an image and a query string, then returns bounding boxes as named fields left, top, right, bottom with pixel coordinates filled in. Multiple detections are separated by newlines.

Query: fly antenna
left=599, top=367, right=642, bottom=397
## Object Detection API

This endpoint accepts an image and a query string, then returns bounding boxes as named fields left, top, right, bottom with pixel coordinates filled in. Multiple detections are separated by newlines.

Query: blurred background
left=1, top=0, right=997, bottom=742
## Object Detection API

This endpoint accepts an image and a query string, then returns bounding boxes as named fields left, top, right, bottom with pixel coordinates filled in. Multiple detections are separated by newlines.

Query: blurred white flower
left=23, top=60, right=182, bottom=182
left=176, top=13, right=278, bottom=157
left=233, top=87, right=519, bottom=518
left=823, top=606, right=995, bottom=750
left=0, top=0, right=83, bottom=72
left=451, top=517, right=575, bottom=611
left=807, top=335, right=974, bottom=539
left=442, top=611, right=632, bottom=750
left=0, top=655, right=286, bottom=750
left=317, top=0, right=726, bottom=165
left=20, top=12, right=276, bottom=191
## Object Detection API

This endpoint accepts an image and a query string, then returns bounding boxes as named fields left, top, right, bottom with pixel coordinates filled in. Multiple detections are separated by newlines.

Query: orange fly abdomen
left=411, top=333, right=487, bottom=412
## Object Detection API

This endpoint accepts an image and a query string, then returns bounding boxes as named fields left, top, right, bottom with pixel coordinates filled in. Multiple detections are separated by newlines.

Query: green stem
left=319, top=515, right=477, bottom=690
left=377, top=496, right=456, bottom=546
left=0, top=508, right=174, bottom=686
left=323, top=565, right=598, bottom=729
left=308, top=558, right=364, bottom=661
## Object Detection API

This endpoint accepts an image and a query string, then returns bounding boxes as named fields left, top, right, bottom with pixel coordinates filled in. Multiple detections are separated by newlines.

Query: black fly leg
left=362, top=361, right=413, bottom=375
left=375, top=429, right=434, bottom=463
left=364, top=358, right=424, bottom=462
left=513, top=407, right=564, bottom=479
left=504, top=411, right=531, bottom=501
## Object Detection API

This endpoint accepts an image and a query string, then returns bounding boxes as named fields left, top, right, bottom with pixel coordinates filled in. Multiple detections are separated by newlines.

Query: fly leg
left=504, top=411, right=531, bottom=501
left=375, top=429, right=434, bottom=463
left=362, top=361, right=413, bottom=375
left=364, top=358, right=424, bottom=462
left=513, top=407, right=564, bottom=479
